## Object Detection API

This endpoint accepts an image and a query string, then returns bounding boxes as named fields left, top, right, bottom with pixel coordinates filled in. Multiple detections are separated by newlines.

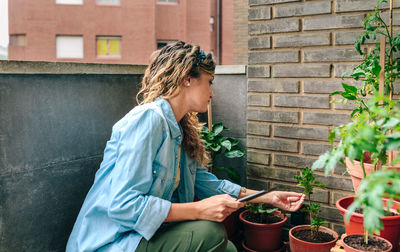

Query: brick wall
left=247, top=0, right=400, bottom=234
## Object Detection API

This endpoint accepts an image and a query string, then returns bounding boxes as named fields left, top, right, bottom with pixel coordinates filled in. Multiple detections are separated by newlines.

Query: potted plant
left=200, top=122, right=245, bottom=242
left=337, top=169, right=400, bottom=252
left=289, top=167, right=338, bottom=252
left=239, top=203, right=287, bottom=252
left=312, top=1, right=400, bottom=250
left=341, top=234, right=393, bottom=252
left=312, top=0, right=400, bottom=192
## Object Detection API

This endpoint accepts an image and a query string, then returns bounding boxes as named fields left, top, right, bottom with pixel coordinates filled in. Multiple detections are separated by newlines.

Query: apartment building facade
left=8, top=0, right=235, bottom=65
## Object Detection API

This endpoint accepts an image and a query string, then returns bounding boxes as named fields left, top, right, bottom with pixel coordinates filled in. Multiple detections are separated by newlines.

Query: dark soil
left=242, top=211, right=283, bottom=224
left=292, top=228, right=335, bottom=243
left=344, top=234, right=391, bottom=252
left=354, top=208, right=399, bottom=216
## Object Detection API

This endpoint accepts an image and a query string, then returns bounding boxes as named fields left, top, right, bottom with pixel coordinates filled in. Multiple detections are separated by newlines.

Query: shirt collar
left=155, top=98, right=183, bottom=141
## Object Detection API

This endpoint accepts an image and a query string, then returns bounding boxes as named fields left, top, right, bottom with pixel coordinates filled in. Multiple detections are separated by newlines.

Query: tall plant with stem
left=312, top=0, right=400, bottom=243
left=312, top=0, right=400, bottom=176
left=294, top=167, right=326, bottom=239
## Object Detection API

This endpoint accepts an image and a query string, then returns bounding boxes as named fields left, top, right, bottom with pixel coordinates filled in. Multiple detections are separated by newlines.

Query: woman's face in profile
left=185, top=72, right=214, bottom=113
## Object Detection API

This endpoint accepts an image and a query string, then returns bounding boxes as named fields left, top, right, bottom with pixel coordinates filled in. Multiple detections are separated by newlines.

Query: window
left=96, top=0, right=120, bottom=5
left=56, top=0, right=83, bottom=5
left=97, top=36, right=121, bottom=58
left=56, top=35, right=83, bottom=58
left=157, top=0, right=178, bottom=3
left=9, top=34, right=26, bottom=46
left=157, top=40, right=177, bottom=50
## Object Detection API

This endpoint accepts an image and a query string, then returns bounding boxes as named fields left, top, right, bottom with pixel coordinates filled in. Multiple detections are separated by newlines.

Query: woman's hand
left=266, top=191, right=305, bottom=212
left=195, top=194, right=245, bottom=222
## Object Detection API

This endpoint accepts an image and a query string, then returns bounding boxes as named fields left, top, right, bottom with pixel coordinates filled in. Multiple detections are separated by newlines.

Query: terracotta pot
left=336, top=196, right=400, bottom=252
left=345, top=155, right=400, bottom=193
left=239, top=209, right=287, bottom=252
left=241, top=241, right=284, bottom=252
left=288, top=225, right=338, bottom=252
left=342, top=234, right=393, bottom=252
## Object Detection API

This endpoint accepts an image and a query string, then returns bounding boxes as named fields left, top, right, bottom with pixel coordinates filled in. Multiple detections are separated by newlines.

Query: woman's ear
left=183, top=76, right=191, bottom=87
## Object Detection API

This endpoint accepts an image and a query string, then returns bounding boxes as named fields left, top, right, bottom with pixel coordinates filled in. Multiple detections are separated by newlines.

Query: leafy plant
left=294, top=167, right=326, bottom=237
left=312, top=0, right=400, bottom=176
left=311, top=0, right=400, bottom=243
left=246, top=203, right=279, bottom=223
left=200, top=122, right=245, bottom=184
left=313, top=94, right=400, bottom=176
left=345, top=169, right=400, bottom=242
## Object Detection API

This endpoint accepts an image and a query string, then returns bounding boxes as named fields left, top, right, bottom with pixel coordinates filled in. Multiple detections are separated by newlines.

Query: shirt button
left=175, top=155, right=178, bottom=159
left=153, top=170, right=156, bottom=174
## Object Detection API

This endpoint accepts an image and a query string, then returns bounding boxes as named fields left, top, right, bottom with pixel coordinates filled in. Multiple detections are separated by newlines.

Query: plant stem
left=361, top=156, right=367, bottom=178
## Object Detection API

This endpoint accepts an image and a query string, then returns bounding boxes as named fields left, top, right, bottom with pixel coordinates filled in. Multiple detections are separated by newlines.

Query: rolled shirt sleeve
left=194, top=166, right=241, bottom=200
left=107, top=109, right=171, bottom=241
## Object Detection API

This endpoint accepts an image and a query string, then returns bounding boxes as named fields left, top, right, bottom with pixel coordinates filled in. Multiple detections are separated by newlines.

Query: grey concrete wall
left=0, top=62, right=144, bottom=252
left=211, top=65, right=247, bottom=185
left=0, top=61, right=247, bottom=251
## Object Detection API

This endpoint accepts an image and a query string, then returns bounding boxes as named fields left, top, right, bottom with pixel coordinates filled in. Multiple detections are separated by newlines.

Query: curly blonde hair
left=136, top=41, right=215, bottom=166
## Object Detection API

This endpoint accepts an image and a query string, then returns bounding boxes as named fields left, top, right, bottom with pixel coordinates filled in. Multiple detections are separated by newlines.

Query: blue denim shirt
left=66, top=98, right=241, bottom=252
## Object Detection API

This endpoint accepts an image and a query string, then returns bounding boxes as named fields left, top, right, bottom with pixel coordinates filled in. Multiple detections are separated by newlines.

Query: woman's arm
left=238, top=188, right=305, bottom=212
left=165, top=194, right=244, bottom=222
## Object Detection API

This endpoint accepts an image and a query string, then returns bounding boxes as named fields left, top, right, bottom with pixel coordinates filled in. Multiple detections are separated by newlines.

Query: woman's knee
left=196, top=220, right=226, bottom=239
left=191, top=220, right=228, bottom=251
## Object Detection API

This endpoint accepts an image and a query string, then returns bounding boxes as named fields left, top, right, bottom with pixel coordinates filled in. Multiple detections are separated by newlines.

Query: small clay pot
left=342, top=234, right=393, bottom=252
left=289, top=225, right=338, bottom=252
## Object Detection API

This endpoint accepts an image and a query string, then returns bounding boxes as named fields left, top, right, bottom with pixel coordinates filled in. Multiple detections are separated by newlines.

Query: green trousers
left=136, top=220, right=237, bottom=252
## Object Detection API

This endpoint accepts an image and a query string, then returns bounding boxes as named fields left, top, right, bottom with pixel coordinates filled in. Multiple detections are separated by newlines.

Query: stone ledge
left=215, top=65, right=247, bottom=75
left=0, top=60, right=147, bottom=74
left=0, top=61, right=246, bottom=76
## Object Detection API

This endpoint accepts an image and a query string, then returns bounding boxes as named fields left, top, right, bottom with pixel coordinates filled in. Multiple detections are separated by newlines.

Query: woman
left=66, top=41, right=305, bottom=252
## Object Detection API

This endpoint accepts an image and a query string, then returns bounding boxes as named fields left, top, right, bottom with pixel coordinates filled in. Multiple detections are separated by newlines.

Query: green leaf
left=224, top=149, right=245, bottom=158
left=220, top=139, right=232, bottom=151
left=342, top=93, right=357, bottom=100
left=364, top=207, right=384, bottom=235
left=213, top=123, right=225, bottom=136
left=311, top=152, right=330, bottom=170
left=328, top=131, right=336, bottom=144
left=372, top=59, right=381, bottom=77
left=342, top=83, right=358, bottom=94
left=226, top=138, right=239, bottom=146
left=385, top=138, right=400, bottom=151
left=210, top=145, right=221, bottom=152
left=330, top=91, right=343, bottom=96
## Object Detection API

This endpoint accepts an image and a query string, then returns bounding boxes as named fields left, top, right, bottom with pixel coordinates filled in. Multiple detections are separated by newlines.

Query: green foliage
left=312, top=0, right=400, bottom=176
left=247, top=203, right=278, bottom=215
left=295, top=168, right=326, bottom=232
left=200, top=122, right=245, bottom=184
left=311, top=216, right=327, bottom=232
left=246, top=203, right=279, bottom=223
left=295, top=167, right=327, bottom=233
left=346, top=170, right=400, bottom=238
left=312, top=0, right=400, bottom=241
left=294, top=166, right=326, bottom=195
left=312, top=95, right=400, bottom=176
